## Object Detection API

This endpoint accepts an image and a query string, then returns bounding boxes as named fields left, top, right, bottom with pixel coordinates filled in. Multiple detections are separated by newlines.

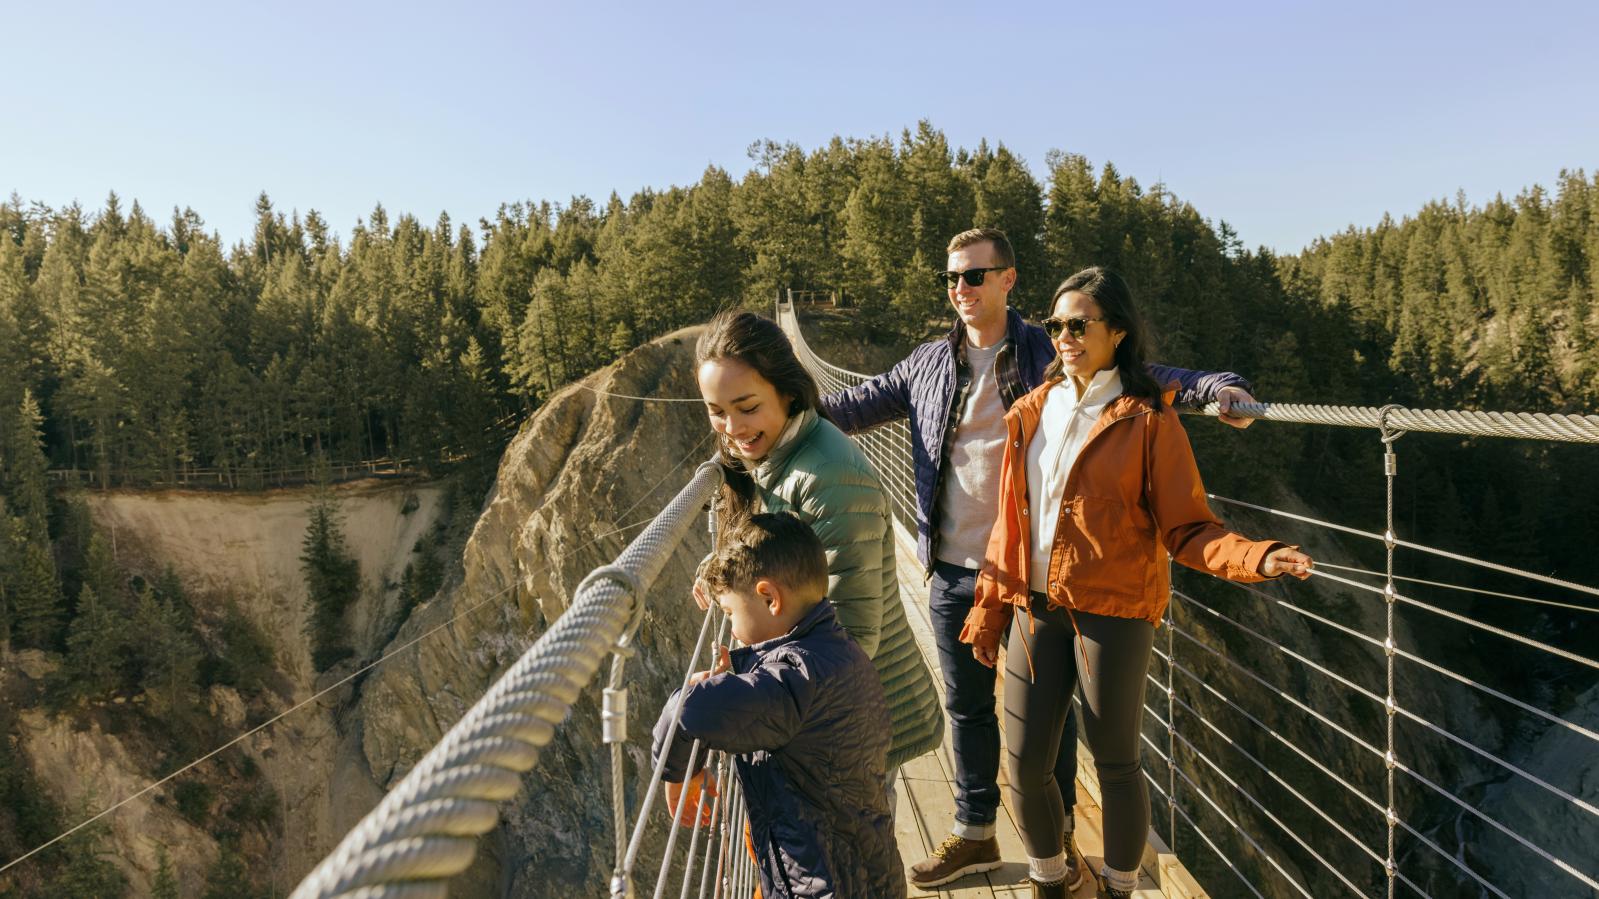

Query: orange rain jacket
left=958, top=379, right=1284, bottom=659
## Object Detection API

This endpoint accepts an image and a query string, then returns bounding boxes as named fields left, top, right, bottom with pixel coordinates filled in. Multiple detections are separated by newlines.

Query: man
left=823, top=228, right=1255, bottom=890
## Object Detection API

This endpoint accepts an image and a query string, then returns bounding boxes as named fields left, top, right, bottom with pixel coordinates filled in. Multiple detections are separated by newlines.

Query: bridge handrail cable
left=290, top=461, right=727, bottom=899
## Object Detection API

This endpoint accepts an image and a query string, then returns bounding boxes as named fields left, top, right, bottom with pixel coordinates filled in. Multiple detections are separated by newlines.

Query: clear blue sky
left=6, top=0, right=1596, bottom=254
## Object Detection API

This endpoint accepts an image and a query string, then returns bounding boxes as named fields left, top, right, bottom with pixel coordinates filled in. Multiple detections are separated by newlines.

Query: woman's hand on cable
left=691, top=577, right=711, bottom=611
left=972, top=641, right=999, bottom=669
left=1263, top=546, right=1314, bottom=580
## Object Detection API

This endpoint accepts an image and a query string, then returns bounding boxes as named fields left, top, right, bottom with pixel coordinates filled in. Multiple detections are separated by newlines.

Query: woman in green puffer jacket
left=692, top=310, right=943, bottom=775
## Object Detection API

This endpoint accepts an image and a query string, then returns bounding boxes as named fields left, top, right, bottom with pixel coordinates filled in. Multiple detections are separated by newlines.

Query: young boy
left=652, top=511, right=906, bottom=899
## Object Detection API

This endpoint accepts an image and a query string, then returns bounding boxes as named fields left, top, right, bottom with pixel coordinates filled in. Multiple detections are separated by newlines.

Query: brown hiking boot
left=1029, top=877, right=1068, bottom=899
left=1064, top=836, right=1085, bottom=890
left=909, top=834, right=1002, bottom=888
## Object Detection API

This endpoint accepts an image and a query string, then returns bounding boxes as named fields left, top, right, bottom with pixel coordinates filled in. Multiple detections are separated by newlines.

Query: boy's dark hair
left=702, top=512, right=827, bottom=601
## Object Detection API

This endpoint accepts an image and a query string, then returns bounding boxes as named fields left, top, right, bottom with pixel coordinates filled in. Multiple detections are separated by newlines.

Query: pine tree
left=56, top=584, right=127, bottom=701
left=151, top=847, right=179, bottom=899
left=301, top=495, right=361, bottom=671
left=132, top=587, right=202, bottom=718
left=8, top=528, right=62, bottom=650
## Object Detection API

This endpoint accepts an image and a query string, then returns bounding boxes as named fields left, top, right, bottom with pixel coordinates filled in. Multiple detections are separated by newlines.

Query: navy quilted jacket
left=653, top=601, right=905, bottom=899
left=823, top=308, right=1250, bottom=570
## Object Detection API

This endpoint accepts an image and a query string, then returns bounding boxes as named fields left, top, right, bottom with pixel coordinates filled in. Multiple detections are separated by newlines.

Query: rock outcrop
left=351, top=325, right=717, bottom=896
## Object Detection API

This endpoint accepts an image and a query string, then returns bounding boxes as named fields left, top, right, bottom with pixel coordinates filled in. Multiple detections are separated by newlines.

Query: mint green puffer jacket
left=745, top=409, right=943, bottom=769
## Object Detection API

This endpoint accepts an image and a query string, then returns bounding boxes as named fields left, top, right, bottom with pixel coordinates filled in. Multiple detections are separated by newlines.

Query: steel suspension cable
left=1199, top=578, right=1599, bottom=816
left=1206, top=493, right=1599, bottom=601
left=1193, top=399, right=1599, bottom=444
left=1167, top=690, right=1385, bottom=867
left=1168, top=597, right=1385, bottom=759
left=1165, top=654, right=1384, bottom=816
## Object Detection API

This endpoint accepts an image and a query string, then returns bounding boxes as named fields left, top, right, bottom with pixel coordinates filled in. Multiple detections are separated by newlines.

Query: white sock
left=952, top=820, right=996, bottom=841
left=1028, top=853, right=1068, bottom=884
left=1101, top=863, right=1139, bottom=892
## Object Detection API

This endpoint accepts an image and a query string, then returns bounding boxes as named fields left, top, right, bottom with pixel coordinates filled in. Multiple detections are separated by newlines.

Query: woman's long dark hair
left=1041, top=266, right=1163, bottom=410
left=695, top=310, right=830, bottom=525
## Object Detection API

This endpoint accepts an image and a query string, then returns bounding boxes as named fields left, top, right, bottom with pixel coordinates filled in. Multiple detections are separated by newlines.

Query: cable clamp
left=1384, top=695, right=1397, bottom=715
left=1384, top=749, right=1397, bottom=769
left=1377, top=404, right=1408, bottom=446
left=602, top=686, right=628, bottom=744
left=1383, top=637, right=1396, bottom=657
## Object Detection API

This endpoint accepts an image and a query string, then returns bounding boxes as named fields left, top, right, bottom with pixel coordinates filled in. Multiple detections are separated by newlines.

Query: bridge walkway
left=890, top=523, right=1195, bottom=898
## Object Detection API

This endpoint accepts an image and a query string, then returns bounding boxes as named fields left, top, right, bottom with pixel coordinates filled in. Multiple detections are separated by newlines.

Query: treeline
left=4, top=124, right=1598, bottom=653
left=1285, top=171, right=1599, bottom=410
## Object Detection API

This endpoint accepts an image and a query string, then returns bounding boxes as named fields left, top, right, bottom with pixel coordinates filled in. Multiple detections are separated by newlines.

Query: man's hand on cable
left=1216, top=386, right=1257, bottom=430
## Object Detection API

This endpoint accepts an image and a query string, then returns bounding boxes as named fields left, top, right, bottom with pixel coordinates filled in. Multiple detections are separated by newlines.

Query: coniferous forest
left=2, top=122, right=1596, bottom=895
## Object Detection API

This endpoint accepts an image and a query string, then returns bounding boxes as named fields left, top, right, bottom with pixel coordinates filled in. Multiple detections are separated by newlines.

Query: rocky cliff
left=8, top=480, right=446, bottom=894
left=346, top=325, right=718, bottom=896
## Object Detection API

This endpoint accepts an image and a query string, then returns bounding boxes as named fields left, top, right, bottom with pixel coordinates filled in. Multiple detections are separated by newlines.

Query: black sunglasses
left=1041, top=316, right=1105, bottom=340
left=935, top=266, right=1009, bottom=289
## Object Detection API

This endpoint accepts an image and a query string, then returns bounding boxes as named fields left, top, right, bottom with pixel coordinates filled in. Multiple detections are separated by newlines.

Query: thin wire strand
left=1310, top=569, right=1599, bottom=671
left=1167, top=656, right=1384, bottom=815
left=1207, top=493, right=1599, bottom=600
left=1172, top=765, right=1316, bottom=899
left=1171, top=797, right=1268, bottom=899
left=1313, top=562, right=1599, bottom=613
left=1394, top=760, right=1599, bottom=893
left=1200, top=577, right=1599, bottom=816
left=1171, top=716, right=1372, bottom=896
left=1168, top=691, right=1385, bottom=866
left=0, top=579, right=515, bottom=875
left=1169, top=602, right=1385, bottom=759
left=575, top=382, right=707, bottom=404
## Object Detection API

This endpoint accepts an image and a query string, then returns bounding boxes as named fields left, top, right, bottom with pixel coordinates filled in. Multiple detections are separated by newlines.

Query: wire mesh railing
left=777, top=297, right=1599, bottom=899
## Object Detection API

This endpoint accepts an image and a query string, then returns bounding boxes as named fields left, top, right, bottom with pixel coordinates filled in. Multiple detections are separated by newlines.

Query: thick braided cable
left=290, top=461, right=724, bottom=899
left=776, top=301, right=1599, bottom=446
left=1197, top=400, right=1599, bottom=444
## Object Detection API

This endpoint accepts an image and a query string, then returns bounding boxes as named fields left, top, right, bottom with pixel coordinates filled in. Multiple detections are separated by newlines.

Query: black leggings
left=1004, top=594, right=1155, bottom=873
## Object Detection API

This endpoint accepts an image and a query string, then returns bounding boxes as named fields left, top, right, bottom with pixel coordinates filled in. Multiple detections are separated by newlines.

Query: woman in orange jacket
left=958, top=267, right=1312, bottom=899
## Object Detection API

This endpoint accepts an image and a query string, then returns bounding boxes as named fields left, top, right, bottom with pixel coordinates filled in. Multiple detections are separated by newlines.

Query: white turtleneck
left=1025, top=367, right=1124, bottom=594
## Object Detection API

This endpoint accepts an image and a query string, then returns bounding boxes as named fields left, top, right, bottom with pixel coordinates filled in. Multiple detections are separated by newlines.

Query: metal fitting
left=602, top=687, right=628, bottom=744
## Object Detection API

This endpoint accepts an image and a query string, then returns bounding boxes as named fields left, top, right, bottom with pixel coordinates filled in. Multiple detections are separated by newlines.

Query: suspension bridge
left=7, top=302, right=1596, bottom=899
left=281, top=299, right=1598, bottom=898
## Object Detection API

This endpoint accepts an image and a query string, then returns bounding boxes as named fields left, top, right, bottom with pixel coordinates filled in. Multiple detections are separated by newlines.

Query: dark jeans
left=929, top=560, right=1077, bottom=829
left=1005, top=594, right=1154, bottom=872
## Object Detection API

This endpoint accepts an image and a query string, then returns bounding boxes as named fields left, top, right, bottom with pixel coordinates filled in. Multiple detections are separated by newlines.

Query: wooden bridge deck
left=891, top=524, right=1205, bottom=899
